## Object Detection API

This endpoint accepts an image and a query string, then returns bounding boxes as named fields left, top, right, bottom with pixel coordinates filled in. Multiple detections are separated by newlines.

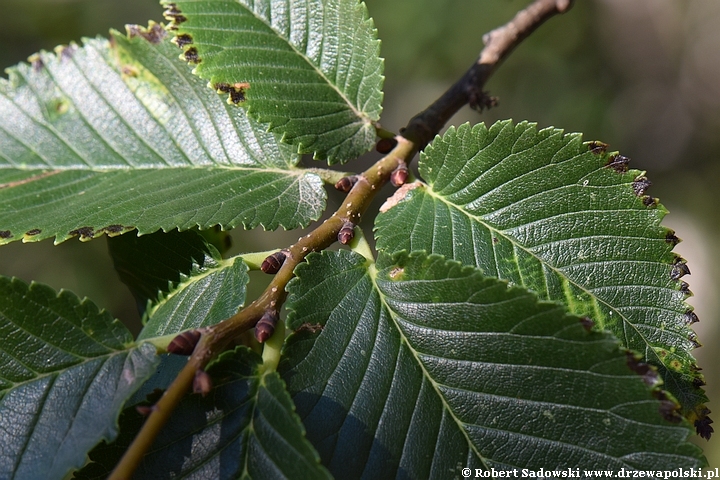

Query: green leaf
left=137, top=253, right=248, bottom=339
left=374, top=121, right=708, bottom=427
left=0, top=277, right=159, bottom=479
left=75, top=348, right=332, bottom=480
left=108, top=228, right=224, bottom=309
left=280, top=250, right=704, bottom=476
left=163, top=0, right=384, bottom=163
left=0, top=26, right=326, bottom=245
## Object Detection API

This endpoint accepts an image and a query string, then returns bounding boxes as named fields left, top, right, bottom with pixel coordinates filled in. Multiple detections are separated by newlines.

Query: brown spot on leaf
left=0, top=230, right=12, bottom=239
left=213, top=82, right=249, bottom=104
left=684, top=310, right=699, bottom=325
left=492, top=237, right=499, bottom=244
left=579, top=316, right=594, bottom=332
left=632, top=176, right=652, bottom=196
left=642, top=196, right=657, bottom=208
left=55, top=44, right=76, bottom=61
left=174, top=33, right=193, bottom=49
left=653, top=390, right=683, bottom=424
left=605, top=154, right=630, bottom=173
left=296, top=323, right=324, bottom=334
left=626, top=352, right=659, bottom=387
left=587, top=141, right=608, bottom=155
left=69, top=226, right=95, bottom=240
left=679, top=281, right=691, bottom=295
left=183, top=47, right=201, bottom=64
left=102, top=224, right=126, bottom=235
left=163, top=3, right=187, bottom=23
left=671, top=259, right=690, bottom=280
left=28, top=54, right=44, bottom=72
left=389, top=267, right=404, bottom=280
left=696, top=410, right=714, bottom=440
left=121, top=65, right=139, bottom=77
left=665, top=231, right=680, bottom=246
left=126, top=23, right=167, bottom=44
left=25, top=229, right=41, bottom=236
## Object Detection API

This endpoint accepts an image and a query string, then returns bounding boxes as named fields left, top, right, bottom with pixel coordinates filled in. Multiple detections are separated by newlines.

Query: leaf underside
left=279, top=250, right=703, bottom=478
left=0, top=26, right=326, bottom=245
left=163, top=0, right=384, bottom=163
left=75, top=348, right=331, bottom=480
left=374, top=121, right=708, bottom=429
left=0, top=277, right=159, bottom=480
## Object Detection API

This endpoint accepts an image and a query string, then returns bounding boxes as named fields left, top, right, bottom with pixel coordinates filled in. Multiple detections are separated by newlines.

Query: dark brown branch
left=401, top=0, right=574, bottom=149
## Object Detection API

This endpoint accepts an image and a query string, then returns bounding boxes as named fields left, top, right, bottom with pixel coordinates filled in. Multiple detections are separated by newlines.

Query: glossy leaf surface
left=280, top=251, right=703, bottom=477
left=0, top=27, right=325, bottom=245
left=75, top=348, right=331, bottom=480
left=163, top=0, right=384, bottom=163
left=0, top=277, right=159, bottom=480
left=374, top=121, right=706, bottom=425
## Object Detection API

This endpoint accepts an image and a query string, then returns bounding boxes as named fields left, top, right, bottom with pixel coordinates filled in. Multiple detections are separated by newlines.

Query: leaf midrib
left=366, top=262, right=492, bottom=473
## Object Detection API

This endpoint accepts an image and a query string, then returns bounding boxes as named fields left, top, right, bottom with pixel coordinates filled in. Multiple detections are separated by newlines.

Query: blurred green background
left=1, top=0, right=718, bottom=468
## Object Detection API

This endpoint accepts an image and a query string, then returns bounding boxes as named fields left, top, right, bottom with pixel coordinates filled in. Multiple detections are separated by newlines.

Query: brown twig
left=402, top=0, right=574, bottom=149
left=108, top=136, right=416, bottom=480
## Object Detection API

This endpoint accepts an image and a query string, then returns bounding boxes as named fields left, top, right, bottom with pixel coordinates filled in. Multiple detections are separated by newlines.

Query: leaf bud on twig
left=338, top=221, right=355, bottom=245
left=334, top=175, right=359, bottom=192
left=167, top=329, right=201, bottom=356
left=255, top=310, right=279, bottom=343
left=261, top=250, right=287, bottom=274
left=391, top=163, right=409, bottom=187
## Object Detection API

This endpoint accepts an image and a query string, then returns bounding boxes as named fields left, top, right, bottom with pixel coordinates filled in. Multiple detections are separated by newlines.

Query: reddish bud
left=338, top=221, right=355, bottom=245
left=334, top=175, right=358, bottom=192
left=136, top=405, right=155, bottom=416
left=255, top=310, right=279, bottom=343
left=261, top=250, right=287, bottom=274
left=167, top=329, right=201, bottom=355
left=391, top=163, right=409, bottom=187
left=193, top=370, right=212, bottom=396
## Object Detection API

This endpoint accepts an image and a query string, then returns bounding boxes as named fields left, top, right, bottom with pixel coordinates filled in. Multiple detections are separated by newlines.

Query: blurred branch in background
left=1, top=0, right=718, bottom=466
